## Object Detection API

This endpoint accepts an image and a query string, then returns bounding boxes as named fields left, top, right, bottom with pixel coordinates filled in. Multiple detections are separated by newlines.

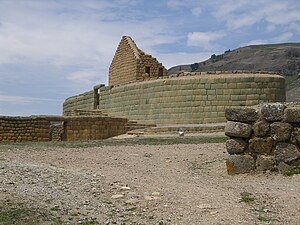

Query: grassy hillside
left=168, top=43, right=300, bottom=76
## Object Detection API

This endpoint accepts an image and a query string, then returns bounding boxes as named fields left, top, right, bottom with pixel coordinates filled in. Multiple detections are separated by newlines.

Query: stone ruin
left=109, top=36, right=168, bottom=86
left=225, top=103, right=300, bottom=175
left=64, top=36, right=286, bottom=125
left=0, top=36, right=290, bottom=147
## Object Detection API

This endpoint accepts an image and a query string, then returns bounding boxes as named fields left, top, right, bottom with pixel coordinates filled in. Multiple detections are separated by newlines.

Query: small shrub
left=257, top=215, right=274, bottom=222
left=283, top=167, right=300, bottom=176
left=239, top=192, right=255, bottom=203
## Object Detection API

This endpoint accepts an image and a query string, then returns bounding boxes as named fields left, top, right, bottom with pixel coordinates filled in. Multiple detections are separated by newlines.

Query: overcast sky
left=1, top=0, right=300, bottom=116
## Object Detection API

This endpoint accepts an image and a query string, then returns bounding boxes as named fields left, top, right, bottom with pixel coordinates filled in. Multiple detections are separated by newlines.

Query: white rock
left=111, top=194, right=124, bottom=199
left=121, top=186, right=131, bottom=190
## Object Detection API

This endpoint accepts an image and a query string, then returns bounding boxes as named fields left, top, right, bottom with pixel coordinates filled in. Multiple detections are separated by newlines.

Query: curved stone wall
left=63, top=90, right=94, bottom=114
left=100, top=73, right=285, bottom=124
left=63, top=72, right=286, bottom=125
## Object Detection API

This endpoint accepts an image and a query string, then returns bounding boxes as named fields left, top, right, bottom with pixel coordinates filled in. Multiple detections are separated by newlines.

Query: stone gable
left=108, top=36, right=167, bottom=86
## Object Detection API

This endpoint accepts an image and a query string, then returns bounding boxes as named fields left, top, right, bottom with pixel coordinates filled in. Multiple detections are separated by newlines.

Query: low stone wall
left=63, top=90, right=95, bottom=114
left=64, top=116, right=128, bottom=141
left=0, top=115, right=130, bottom=142
left=225, top=103, right=300, bottom=175
left=0, top=116, right=51, bottom=142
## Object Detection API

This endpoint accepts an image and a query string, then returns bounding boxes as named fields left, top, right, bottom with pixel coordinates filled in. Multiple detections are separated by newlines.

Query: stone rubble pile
left=225, top=103, right=300, bottom=174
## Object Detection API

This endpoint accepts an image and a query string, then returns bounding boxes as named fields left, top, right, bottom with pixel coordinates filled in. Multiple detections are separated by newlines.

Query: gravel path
left=1, top=142, right=300, bottom=224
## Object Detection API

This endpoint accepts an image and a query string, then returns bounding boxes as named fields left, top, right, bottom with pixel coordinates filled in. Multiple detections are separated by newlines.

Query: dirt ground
left=0, top=137, right=300, bottom=225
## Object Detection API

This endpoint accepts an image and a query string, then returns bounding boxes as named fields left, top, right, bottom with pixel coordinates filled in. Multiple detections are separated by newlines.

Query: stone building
left=63, top=36, right=286, bottom=125
left=109, top=36, right=168, bottom=86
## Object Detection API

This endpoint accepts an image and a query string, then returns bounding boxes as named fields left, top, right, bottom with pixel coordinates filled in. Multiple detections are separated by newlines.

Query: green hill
left=168, top=43, right=300, bottom=76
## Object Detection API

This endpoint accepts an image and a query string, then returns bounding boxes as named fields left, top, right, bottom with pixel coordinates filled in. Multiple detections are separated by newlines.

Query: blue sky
left=1, top=0, right=300, bottom=116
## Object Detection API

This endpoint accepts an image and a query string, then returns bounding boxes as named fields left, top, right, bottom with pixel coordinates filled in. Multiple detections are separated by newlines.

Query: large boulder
left=253, top=120, right=270, bottom=137
left=256, top=155, right=275, bottom=171
left=283, top=107, right=300, bottom=123
left=249, top=137, right=274, bottom=155
left=225, top=121, right=252, bottom=138
left=291, top=127, right=300, bottom=145
left=275, top=143, right=300, bottom=164
left=261, top=103, right=285, bottom=122
left=270, top=122, right=293, bottom=142
left=226, top=155, right=255, bottom=175
left=225, top=107, right=258, bottom=122
left=226, top=138, right=248, bottom=155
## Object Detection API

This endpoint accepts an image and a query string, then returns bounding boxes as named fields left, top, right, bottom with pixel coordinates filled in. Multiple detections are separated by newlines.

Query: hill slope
left=168, top=43, right=300, bottom=76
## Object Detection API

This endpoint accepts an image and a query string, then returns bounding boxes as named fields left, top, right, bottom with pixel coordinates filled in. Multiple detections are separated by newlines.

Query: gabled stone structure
left=109, top=36, right=168, bottom=86
left=63, top=36, right=286, bottom=125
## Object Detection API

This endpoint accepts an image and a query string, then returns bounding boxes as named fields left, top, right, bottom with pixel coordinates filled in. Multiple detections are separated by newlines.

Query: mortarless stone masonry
left=225, top=103, right=300, bottom=174
left=63, top=36, right=286, bottom=125
left=64, top=72, right=286, bottom=125
left=0, top=116, right=51, bottom=142
left=109, top=36, right=168, bottom=86
left=0, top=115, right=145, bottom=142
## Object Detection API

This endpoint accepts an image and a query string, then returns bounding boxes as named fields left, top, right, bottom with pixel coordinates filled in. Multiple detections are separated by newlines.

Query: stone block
left=291, top=127, right=300, bottom=145
left=249, top=137, right=274, bottom=155
left=277, top=162, right=294, bottom=174
left=283, top=107, right=300, bottom=123
left=261, top=103, right=285, bottom=121
left=225, top=121, right=252, bottom=138
left=226, top=155, right=255, bottom=175
left=270, top=122, right=292, bottom=142
left=225, top=107, right=258, bottom=122
left=275, top=142, right=300, bottom=164
left=256, top=155, right=275, bottom=171
left=253, top=120, right=270, bottom=137
left=226, top=138, right=248, bottom=154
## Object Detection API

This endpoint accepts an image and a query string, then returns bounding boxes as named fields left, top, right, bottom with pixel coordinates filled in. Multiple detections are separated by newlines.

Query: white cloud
left=191, top=7, right=202, bottom=16
left=243, top=39, right=269, bottom=46
left=0, top=0, right=181, bottom=89
left=289, top=23, right=300, bottom=34
left=272, top=32, right=293, bottom=43
left=226, top=12, right=262, bottom=30
left=212, top=0, right=249, bottom=18
left=167, top=0, right=187, bottom=8
left=187, top=31, right=225, bottom=50
left=67, top=70, right=99, bottom=86
left=266, top=24, right=276, bottom=33
left=209, top=0, right=300, bottom=31
left=0, top=95, right=60, bottom=104
left=158, top=52, right=213, bottom=69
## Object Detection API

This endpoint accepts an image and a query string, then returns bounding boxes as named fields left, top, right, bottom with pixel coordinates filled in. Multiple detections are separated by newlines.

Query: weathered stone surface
left=270, top=122, right=293, bottom=142
left=249, top=137, right=274, bottom=155
left=283, top=107, right=300, bottom=123
left=253, top=120, right=270, bottom=137
left=226, top=138, right=248, bottom=155
left=64, top=68, right=285, bottom=125
left=225, top=121, right=252, bottom=138
left=226, top=155, right=255, bottom=175
left=275, top=143, right=300, bottom=164
left=109, top=36, right=168, bottom=86
left=225, top=107, right=258, bottom=122
left=291, top=127, right=300, bottom=144
left=277, top=162, right=294, bottom=174
left=290, top=158, right=300, bottom=167
left=256, top=155, right=275, bottom=171
left=261, top=103, right=285, bottom=122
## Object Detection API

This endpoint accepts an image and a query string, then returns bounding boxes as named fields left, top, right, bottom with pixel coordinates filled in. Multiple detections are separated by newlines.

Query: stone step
left=127, top=123, right=226, bottom=136
left=125, top=121, right=156, bottom=132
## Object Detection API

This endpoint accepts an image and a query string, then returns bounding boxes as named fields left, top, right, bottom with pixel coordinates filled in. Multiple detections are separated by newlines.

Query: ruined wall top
left=108, top=36, right=167, bottom=86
